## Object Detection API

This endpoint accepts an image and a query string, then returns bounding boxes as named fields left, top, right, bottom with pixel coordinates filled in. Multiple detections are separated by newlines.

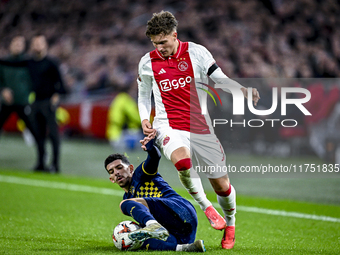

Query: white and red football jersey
left=138, top=40, right=225, bottom=134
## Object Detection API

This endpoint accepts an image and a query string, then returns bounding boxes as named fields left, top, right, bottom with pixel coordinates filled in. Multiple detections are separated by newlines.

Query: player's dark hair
left=145, top=11, right=178, bottom=38
left=104, top=153, right=131, bottom=171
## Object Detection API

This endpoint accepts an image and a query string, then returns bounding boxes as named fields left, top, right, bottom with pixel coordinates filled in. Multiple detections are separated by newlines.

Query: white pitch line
left=0, top=175, right=121, bottom=196
left=1, top=175, right=340, bottom=223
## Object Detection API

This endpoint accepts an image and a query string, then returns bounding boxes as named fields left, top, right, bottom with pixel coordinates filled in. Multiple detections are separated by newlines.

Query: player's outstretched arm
left=140, top=131, right=161, bottom=175
left=241, top=87, right=260, bottom=106
left=209, top=66, right=260, bottom=106
left=141, top=119, right=156, bottom=136
left=137, top=59, right=155, bottom=136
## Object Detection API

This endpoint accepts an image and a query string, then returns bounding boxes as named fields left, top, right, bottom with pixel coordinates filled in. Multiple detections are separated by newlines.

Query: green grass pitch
left=0, top=170, right=339, bottom=255
left=0, top=134, right=340, bottom=254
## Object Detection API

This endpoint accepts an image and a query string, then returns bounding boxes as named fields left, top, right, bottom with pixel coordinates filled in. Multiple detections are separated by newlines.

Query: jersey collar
left=154, top=39, right=183, bottom=60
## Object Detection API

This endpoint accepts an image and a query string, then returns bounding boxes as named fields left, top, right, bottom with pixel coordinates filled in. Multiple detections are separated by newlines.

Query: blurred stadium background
left=1, top=1, right=340, bottom=254
left=1, top=0, right=340, bottom=202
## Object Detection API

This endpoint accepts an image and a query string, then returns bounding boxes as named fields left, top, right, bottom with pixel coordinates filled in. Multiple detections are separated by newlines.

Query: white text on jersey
left=159, top=76, right=192, bottom=92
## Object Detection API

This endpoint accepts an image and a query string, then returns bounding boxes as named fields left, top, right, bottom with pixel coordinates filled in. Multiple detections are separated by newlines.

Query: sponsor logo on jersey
left=163, top=136, right=170, bottom=146
left=159, top=76, right=192, bottom=92
left=178, top=61, right=189, bottom=71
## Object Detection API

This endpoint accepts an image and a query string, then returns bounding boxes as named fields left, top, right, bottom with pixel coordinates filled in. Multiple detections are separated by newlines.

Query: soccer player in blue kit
left=104, top=132, right=206, bottom=252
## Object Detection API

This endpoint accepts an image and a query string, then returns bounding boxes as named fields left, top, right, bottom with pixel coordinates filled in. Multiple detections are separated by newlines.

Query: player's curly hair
left=104, top=153, right=131, bottom=171
left=145, top=11, right=178, bottom=38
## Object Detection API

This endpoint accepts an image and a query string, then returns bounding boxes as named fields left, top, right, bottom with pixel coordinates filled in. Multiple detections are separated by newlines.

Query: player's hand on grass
left=241, top=87, right=260, bottom=106
left=142, top=119, right=156, bottom=136
left=140, top=130, right=156, bottom=151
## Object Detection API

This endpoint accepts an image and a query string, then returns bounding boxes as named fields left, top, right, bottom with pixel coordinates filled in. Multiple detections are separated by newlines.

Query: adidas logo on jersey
left=158, top=68, right=166, bottom=75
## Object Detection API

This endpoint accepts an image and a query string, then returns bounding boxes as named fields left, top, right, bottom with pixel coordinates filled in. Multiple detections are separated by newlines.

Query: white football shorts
left=155, top=126, right=227, bottom=179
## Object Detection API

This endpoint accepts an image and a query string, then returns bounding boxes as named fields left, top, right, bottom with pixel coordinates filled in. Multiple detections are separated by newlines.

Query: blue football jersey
left=123, top=140, right=181, bottom=199
left=123, top=161, right=181, bottom=199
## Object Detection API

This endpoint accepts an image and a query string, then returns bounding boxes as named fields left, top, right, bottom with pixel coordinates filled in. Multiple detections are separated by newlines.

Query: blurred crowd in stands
left=1, top=0, right=340, bottom=160
left=1, top=0, right=340, bottom=97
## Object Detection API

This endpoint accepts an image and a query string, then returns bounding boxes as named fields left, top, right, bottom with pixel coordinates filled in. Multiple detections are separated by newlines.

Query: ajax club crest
left=178, top=61, right=188, bottom=71
left=163, top=136, right=170, bottom=146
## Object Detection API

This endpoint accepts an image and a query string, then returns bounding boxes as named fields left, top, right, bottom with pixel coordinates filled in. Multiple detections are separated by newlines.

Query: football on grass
left=112, top=220, right=143, bottom=251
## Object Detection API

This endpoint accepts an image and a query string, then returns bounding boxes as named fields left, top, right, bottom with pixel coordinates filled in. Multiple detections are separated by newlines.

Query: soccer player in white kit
left=137, top=11, right=260, bottom=249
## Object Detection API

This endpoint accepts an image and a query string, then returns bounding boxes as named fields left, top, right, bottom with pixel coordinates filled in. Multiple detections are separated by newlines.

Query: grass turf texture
left=1, top=170, right=339, bottom=254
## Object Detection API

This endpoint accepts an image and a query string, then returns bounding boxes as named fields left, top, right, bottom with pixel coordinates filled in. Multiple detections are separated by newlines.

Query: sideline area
left=1, top=173, right=339, bottom=223
left=1, top=133, right=340, bottom=205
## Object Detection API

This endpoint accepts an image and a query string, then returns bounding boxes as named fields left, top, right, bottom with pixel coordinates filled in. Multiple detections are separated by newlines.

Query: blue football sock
left=120, top=200, right=155, bottom=226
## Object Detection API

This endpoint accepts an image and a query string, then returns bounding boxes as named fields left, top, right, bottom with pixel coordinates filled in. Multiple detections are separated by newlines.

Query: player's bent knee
left=119, top=200, right=129, bottom=214
left=119, top=199, right=135, bottom=214
left=120, top=199, right=149, bottom=215
left=210, top=176, right=230, bottom=193
left=120, top=199, right=136, bottom=215
left=212, top=182, right=232, bottom=197
left=175, top=158, right=192, bottom=171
